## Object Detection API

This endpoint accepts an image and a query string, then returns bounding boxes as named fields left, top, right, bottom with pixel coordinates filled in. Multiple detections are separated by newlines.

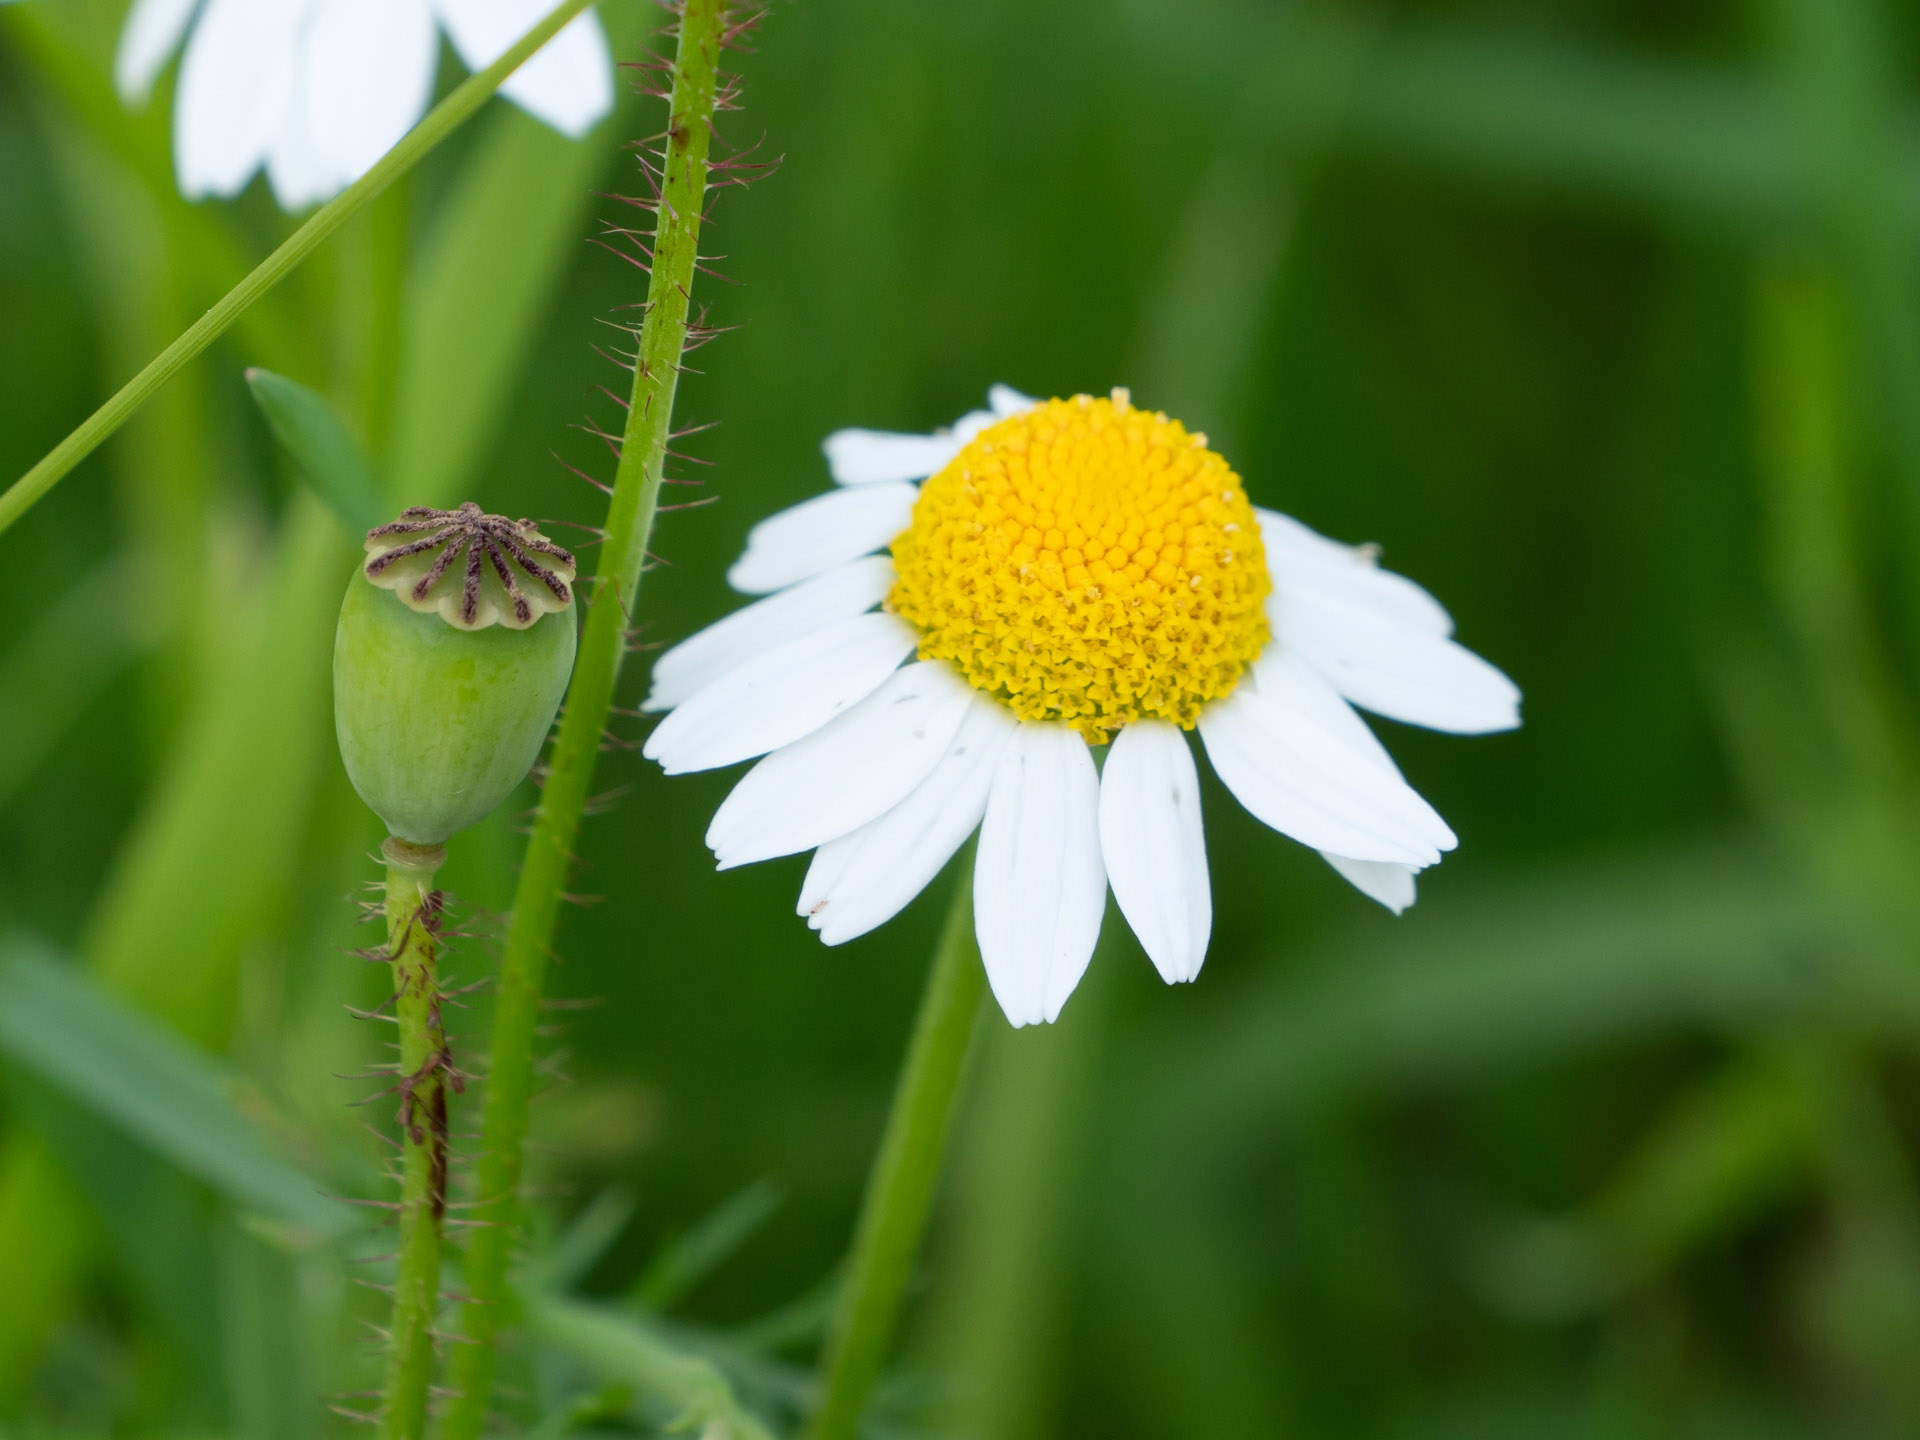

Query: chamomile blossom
left=643, top=387, right=1521, bottom=1027
left=116, top=0, right=612, bottom=209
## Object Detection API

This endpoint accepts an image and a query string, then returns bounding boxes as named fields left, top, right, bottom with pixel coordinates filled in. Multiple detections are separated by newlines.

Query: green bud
left=334, top=503, right=579, bottom=845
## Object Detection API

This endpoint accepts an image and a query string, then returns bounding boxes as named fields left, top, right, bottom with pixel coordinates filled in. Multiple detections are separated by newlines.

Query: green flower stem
left=378, top=837, right=452, bottom=1440
left=809, top=854, right=989, bottom=1440
left=0, top=0, right=595, bottom=543
left=443, top=3, right=730, bottom=1433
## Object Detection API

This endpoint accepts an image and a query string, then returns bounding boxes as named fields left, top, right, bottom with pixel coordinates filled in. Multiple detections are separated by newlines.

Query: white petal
left=1240, top=653, right=1451, bottom=894
left=501, top=11, right=611, bottom=136
left=174, top=0, right=307, bottom=199
left=264, top=54, right=344, bottom=209
left=950, top=409, right=999, bottom=443
left=644, top=557, right=894, bottom=713
left=707, top=663, right=975, bottom=869
left=823, top=429, right=967, bottom=486
left=1321, top=853, right=1418, bottom=914
left=642, top=613, right=917, bottom=775
left=1270, top=584, right=1521, bottom=734
left=974, top=724, right=1107, bottom=1027
left=116, top=0, right=202, bottom=105
left=727, top=484, right=918, bottom=595
left=799, top=697, right=1016, bottom=946
left=1099, top=720, right=1210, bottom=984
left=987, top=384, right=1039, bottom=416
left=1256, top=507, right=1453, bottom=638
left=433, top=0, right=613, bottom=137
left=1250, top=647, right=1399, bottom=775
left=1197, top=687, right=1455, bottom=866
left=303, top=0, right=437, bottom=181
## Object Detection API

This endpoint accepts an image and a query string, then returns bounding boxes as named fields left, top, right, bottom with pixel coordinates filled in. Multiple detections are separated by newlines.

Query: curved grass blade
left=0, top=0, right=597, bottom=541
left=0, top=938, right=354, bottom=1240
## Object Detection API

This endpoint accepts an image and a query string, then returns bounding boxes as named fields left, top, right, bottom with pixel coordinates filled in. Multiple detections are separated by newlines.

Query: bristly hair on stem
left=441, top=5, right=776, bottom=1437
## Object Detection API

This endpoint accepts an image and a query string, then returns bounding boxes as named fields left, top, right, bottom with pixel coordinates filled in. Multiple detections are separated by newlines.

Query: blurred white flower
left=644, top=386, right=1523, bottom=1027
left=116, top=0, right=613, bottom=209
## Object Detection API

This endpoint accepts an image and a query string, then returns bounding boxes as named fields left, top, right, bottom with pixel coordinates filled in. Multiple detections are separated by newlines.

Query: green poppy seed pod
left=334, top=503, right=579, bottom=845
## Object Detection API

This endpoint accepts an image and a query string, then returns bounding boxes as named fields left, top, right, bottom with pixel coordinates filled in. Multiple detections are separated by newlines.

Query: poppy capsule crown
left=363, top=502, right=577, bottom=631
left=335, top=504, right=580, bottom=845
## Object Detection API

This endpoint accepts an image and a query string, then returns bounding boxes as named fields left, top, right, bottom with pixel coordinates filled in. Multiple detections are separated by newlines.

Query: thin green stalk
left=0, top=0, right=595, bottom=542
left=1768, top=0, right=1920, bottom=650
left=810, top=855, right=988, bottom=1440
left=443, top=3, right=732, bottom=1432
left=378, top=838, right=452, bottom=1440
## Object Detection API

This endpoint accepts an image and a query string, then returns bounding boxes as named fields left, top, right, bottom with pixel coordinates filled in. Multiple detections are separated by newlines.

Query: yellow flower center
left=888, top=390, right=1271, bottom=743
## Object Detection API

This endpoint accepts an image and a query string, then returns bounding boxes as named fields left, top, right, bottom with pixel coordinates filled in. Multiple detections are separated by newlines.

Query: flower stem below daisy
left=809, top=851, right=988, bottom=1440
left=377, top=837, right=452, bottom=1440
left=442, top=2, right=734, bottom=1433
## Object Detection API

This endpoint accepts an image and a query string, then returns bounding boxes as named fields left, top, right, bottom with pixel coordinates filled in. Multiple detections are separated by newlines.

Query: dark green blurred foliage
left=8, top=0, right=1920, bottom=1435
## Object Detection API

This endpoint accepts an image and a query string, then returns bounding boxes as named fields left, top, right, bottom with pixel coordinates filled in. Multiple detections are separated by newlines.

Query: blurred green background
left=8, top=0, right=1920, bottom=1435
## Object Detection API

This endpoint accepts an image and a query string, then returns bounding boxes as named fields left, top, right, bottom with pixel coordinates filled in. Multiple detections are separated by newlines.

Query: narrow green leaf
left=0, top=555, right=157, bottom=810
left=632, top=1178, right=786, bottom=1311
left=7, top=1075, right=230, bottom=1412
left=0, top=938, right=355, bottom=1239
left=528, top=1297, right=779, bottom=1440
left=246, top=368, right=386, bottom=537
left=1468, top=1050, right=1814, bottom=1320
left=542, top=1186, right=638, bottom=1295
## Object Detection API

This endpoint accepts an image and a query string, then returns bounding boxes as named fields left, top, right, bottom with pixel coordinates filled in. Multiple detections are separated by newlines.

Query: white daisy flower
left=644, top=387, right=1521, bottom=1027
left=115, top=0, right=613, bottom=210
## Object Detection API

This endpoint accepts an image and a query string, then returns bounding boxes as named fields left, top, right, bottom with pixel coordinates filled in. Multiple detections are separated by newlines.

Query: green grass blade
left=7, top=1076, right=230, bottom=1412
left=246, top=369, right=387, bottom=537
left=632, top=1178, right=786, bottom=1312
left=0, top=555, right=157, bottom=810
left=0, top=939, right=354, bottom=1239
left=528, top=1297, right=779, bottom=1440
left=0, top=0, right=597, bottom=539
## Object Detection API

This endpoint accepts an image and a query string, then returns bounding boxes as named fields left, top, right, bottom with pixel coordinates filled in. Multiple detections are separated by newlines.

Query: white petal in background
left=641, top=612, right=917, bottom=775
left=643, top=556, right=894, bottom=712
left=1099, top=720, right=1211, bottom=984
left=115, top=0, right=203, bottom=104
left=799, top=698, right=1015, bottom=946
left=432, top=0, right=612, bottom=138
left=706, top=663, right=974, bottom=869
left=974, top=724, right=1108, bottom=1027
left=726, top=483, right=918, bottom=594
left=264, top=56, right=344, bottom=210
left=1197, top=687, right=1456, bottom=868
left=303, top=0, right=437, bottom=183
left=174, top=0, right=308, bottom=198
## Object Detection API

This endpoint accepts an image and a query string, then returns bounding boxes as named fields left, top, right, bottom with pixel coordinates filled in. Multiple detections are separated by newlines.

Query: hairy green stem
left=0, top=0, right=595, bottom=542
left=443, top=3, right=731, bottom=1433
left=378, top=838, right=452, bottom=1440
left=809, top=855, right=988, bottom=1440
